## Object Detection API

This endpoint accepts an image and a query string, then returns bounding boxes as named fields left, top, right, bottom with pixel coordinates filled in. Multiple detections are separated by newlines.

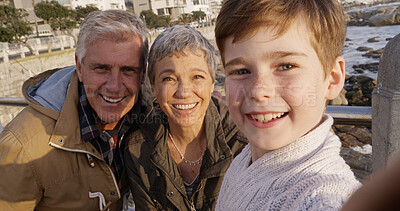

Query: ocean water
left=343, top=1, right=400, bottom=79
left=344, top=24, right=400, bottom=79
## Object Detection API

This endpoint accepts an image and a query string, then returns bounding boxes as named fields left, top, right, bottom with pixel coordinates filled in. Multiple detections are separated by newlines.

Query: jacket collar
left=47, top=71, right=97, bottom=155
left=150, top=98, right=234, bottom=186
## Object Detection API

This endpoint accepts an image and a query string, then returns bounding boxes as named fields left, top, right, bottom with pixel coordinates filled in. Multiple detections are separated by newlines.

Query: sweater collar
left=247, top=114, right=334, bottom=170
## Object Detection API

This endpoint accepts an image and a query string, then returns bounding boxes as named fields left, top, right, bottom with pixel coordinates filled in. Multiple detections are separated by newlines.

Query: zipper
left=49, top=141, right=121, bottom=198
left=151, top=159, right=194, bottom=207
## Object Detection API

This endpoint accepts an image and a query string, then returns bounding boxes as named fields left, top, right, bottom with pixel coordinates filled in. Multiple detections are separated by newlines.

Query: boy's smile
left=223, top=18, right=345, bottom=161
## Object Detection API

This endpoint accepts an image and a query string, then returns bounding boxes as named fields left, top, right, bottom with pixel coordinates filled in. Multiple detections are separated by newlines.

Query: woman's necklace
left=168, top=132, right=204, bottom=166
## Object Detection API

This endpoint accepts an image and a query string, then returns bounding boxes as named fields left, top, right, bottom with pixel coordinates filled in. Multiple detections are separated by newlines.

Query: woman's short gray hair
left=148, top=25, right=218, bottom=84
left=76, top=10, right=149, bottom=69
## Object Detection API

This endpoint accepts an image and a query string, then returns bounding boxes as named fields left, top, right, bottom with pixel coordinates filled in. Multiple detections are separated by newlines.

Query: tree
left=0, top=5, right=35, bottom=54
left=140, top=10, right=163, bottom=29
left=75, top=5, right=99, bottom=24
left=178, top=13, right=192, bottom=25
left=164, top=15, right=172, bottom=27
left=192, top=11, right=206, bottom=22
left=34, top=1, right=77, bottom=44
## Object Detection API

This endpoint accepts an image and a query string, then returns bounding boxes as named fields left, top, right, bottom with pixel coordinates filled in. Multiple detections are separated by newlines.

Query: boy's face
left=223, top=19, right=344, bottom=161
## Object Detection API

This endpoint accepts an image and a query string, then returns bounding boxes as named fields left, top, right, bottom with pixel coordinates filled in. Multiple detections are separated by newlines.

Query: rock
left=369, top=13, right=400, bottom=26
left=356, top=46, right=373, bottom=52
left=349, top=127, right=372, bottom=145
left=344, top=75, right=376, bottom=106
left=367, top=36, right=380, bottom=43
left=329, top=89, right=348, bottom=106
left=335, top=124, right=355, bottom=133
left=346, top=38, right=352, bottom=41
left=339, top=133, right=364, bottom=148
left=354, top=68, right=364, bottom=74
left=386, top=37, right=392, bottom=41
left=352, top=63, right=379, bottom=73
left=340, top=148, right=372, bottom=181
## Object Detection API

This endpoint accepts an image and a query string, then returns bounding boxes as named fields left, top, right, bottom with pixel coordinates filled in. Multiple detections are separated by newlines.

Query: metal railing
left=0, top=97, right=372, bottom=126
left=0, top=97, right=28, bottom=107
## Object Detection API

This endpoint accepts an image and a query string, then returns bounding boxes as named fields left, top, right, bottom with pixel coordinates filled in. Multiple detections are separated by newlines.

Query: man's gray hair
left=76, top=10, right=149, bottom=69
left=148, top=25, right=218, bottom=84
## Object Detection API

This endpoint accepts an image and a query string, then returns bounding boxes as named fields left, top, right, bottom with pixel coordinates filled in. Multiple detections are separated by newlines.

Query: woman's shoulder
left=125, top=112, right=167, bottom=147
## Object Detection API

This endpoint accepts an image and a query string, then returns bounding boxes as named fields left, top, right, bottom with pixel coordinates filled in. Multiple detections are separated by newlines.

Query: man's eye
left=123, top=68, right=139, bottom=75
left=94, top=66, right=107, bottom=71
left=194, top=75, right=204, bottom=79
left=278, top=64, right=295, bottom=71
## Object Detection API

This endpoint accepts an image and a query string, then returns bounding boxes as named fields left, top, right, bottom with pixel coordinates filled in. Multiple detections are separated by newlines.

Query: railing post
left=60, top=36, right=64, bottom=50
left=372, top=33, right=400, bottom=172
left=2, top=49, right=8, bottom=63
left=69, top=37, right=74, bottom=48
left=20, top=45, right=25, bottom=58
left=48, top=37, right=53, bottom=53
left=34, top=43, right=39, bottom=55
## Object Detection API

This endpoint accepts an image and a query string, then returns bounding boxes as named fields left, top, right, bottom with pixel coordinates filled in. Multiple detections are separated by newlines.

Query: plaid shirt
left=78, top=83, right=145, bottom=182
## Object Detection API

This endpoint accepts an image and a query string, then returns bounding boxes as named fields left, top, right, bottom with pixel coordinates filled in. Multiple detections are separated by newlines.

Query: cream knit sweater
left=216, top=115, right=361, bottom=211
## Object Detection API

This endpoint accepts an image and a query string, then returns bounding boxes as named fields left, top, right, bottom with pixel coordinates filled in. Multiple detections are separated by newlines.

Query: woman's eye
left=278, top=64, right=295, bottom=71
left=163, top=77, right=173, bottom=82
left=194, top=75, right=204, bottom=79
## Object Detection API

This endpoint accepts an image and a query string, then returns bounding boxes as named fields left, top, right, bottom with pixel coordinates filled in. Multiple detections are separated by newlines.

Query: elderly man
left=0, top=10, right=148, bottom=210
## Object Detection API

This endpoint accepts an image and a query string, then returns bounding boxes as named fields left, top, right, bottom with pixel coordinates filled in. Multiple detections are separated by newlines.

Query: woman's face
left=152, top=50, right=214, bottom=129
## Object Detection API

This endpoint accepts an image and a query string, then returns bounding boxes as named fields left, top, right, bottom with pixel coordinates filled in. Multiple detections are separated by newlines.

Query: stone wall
left=0, top=49, right=75, bottom=126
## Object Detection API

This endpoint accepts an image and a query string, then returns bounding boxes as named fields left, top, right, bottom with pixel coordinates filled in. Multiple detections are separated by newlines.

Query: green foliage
left=140, top=10, right=164, bottom=29
left=0, top=5, right=32, bottom=45
left=34, top=1, right=77, bottom=43
left=192, top=11, right=206, bottom=22
left=178, top=13, right=192, bottom=25
left=34, top=1, right=77, bottom=32
left=75, top=5, right=99, bottom=24
left=164, top=15, right=172, bottom=27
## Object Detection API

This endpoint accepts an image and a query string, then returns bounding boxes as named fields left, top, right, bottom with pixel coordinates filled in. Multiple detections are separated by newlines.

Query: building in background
left=66, top=0, right=126, bottom=10
left=0, top=0, right=11, bottom=5
left=131, top=0, right=221, bottom=22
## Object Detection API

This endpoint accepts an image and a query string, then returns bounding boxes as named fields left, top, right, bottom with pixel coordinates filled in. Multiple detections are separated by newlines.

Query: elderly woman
left=124, top=25, right=247, bottom=210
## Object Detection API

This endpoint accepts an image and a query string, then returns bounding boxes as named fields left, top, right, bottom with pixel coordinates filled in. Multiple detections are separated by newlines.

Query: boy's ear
left=75, top=55, right=83, bottom=82
left=326, top=56, right=345, bottom=100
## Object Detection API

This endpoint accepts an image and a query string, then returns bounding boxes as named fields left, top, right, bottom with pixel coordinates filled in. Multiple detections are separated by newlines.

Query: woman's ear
left=326, top=56, right=346, bottom=100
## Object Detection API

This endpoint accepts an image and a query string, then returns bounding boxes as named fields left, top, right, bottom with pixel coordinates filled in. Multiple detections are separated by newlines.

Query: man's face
left=76, top=37, right=143, bottom=130
left=223, top=18, right=344, bottom=161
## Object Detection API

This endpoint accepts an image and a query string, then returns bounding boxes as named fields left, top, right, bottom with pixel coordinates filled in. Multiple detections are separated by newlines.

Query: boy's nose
left=249, top=74, right=275, bottom=101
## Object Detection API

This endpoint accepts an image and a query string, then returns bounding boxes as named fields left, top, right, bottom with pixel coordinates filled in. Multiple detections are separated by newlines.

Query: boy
left=214, top=0, right=361, bottom=210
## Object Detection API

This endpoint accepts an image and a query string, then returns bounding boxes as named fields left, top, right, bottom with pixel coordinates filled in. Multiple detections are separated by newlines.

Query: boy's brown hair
left=215, top=0, right=346, bottom=77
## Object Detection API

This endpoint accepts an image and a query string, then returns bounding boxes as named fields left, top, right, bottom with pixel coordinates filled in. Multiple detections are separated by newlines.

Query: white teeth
left=251, top=112, right=285, bottom=123
left=102, top=95, right=124, bottom=103
left=173, top=103, right=197, bottom=110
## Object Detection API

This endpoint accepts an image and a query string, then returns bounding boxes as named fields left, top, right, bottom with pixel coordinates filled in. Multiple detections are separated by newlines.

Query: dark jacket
left=124, top=97, right=247, bottom=210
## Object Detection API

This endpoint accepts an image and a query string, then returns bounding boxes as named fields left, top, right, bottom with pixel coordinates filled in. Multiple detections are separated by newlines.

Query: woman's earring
left=152, top=98, right=160, bottom=109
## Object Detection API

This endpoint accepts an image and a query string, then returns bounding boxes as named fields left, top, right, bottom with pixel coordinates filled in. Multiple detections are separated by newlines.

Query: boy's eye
left=235, top=69, right=250, bottom=75
left=278, top=64, right=295, bottom=71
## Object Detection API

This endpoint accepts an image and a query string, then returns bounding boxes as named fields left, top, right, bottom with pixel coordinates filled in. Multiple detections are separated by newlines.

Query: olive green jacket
left=124, top=97, right=247, bottom=211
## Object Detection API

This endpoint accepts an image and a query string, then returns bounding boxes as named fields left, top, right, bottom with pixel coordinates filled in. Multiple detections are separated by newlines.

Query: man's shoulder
left=1, top=106, right=55, bottom=147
